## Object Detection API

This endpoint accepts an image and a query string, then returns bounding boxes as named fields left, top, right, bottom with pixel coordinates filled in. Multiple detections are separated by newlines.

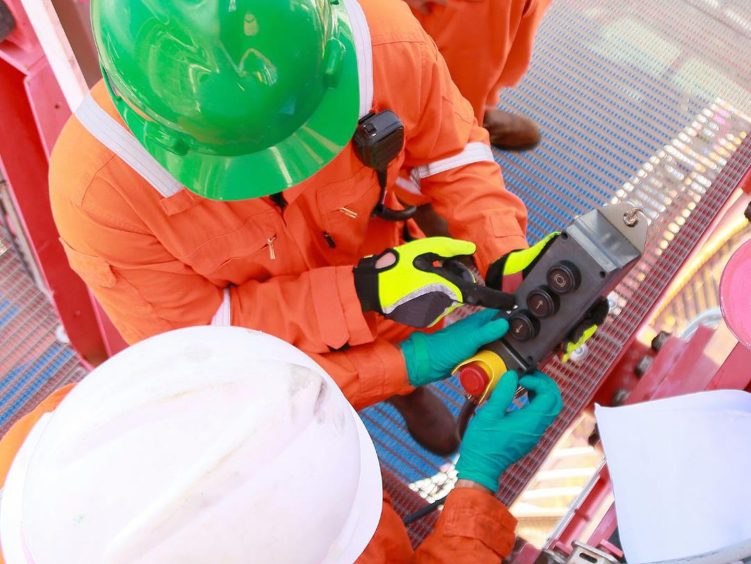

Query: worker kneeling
left=0, top=327, right=561, bottom=563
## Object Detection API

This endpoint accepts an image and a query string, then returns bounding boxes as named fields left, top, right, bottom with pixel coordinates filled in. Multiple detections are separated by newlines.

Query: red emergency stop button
left=458, top=362, right=491, bottom=396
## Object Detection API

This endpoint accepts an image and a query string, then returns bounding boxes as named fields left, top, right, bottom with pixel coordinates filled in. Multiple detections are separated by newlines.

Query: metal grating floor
left=362, top=0, right=751, bottom=543
left=0, top=224, right=87, bottom=436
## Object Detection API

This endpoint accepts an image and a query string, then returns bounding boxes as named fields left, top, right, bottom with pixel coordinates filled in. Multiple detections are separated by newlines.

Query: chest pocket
left=183, top=216, right=278, bottom=285
left=318, top=164, right=391, bottom=264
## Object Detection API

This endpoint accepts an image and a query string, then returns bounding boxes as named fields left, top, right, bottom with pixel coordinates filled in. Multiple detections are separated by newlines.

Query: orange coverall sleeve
left=51, top=189, right=409, bottom=411
left=358, top=488, right=517, bottom=562
left=377, top=26, right=529, bottom=275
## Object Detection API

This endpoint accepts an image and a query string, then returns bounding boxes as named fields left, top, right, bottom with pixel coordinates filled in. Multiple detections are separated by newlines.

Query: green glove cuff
left=456, top=371, right=563, bottom=493
left=456, top=459, right=505, bottom=492
left=400, top=332, right=432, bottom=387
left=399, top=310, right=510, bottom=388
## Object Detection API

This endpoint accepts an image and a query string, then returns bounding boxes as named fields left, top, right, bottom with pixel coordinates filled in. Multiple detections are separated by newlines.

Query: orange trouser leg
left=412, top=0, right=550, bottom=122
left=413, top=0, right=522, bottom=123
left=0, top=384, right=76, bottom=487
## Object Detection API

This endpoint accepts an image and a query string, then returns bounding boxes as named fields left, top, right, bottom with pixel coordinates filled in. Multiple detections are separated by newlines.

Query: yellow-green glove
left=560, top=298, right=610, bottom=362
left=354, top=237, right=515, bottom=328
left=486, top=232, right=559, bottom=293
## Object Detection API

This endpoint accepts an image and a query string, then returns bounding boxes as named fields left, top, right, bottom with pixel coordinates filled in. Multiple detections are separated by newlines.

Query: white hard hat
left=0, top=327, right=382, bottom=564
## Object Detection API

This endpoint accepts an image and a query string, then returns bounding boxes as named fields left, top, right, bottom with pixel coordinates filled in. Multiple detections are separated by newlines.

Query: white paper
left=595, top=390, right=751, bottom=563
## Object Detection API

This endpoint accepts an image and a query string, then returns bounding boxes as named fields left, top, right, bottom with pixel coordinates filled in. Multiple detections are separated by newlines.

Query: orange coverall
left=49, top=0, right=528, bottom=412
left=0, top=387, right=517, bottom=563
left=412, top=0, right=552, bottom=123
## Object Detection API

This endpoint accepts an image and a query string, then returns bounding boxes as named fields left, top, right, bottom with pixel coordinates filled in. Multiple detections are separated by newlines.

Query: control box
left=456, top=203, right=649, bottom=403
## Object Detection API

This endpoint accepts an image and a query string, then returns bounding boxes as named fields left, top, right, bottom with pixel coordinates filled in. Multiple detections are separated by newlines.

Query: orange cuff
left=336, top=266, right=377, bottom=346
left=441, top=488, right=518, bottom=556
left=310, top=266, right=375, bottom=350
left=344, top=340, right=410, bottom=409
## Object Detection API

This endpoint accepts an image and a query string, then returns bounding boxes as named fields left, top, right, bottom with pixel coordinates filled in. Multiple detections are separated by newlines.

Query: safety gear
left=52, top=0, right=529, bottom=410
left=486, top=231, right=558, bottom=293
left=0, top=327, right=383, bottom=564
left=411, top=0, right=552, bottom=123
left=400, top=309, right=510, bottom=387
left=355, top=238, right=515, bottom=328
left=0, top=398, right=518, bottom=564
left=352, top=111, right=417, bottom=221
left=561, top=297, right=610, bottom=362
left=91, top=0, right=361, bottom=200
left=456, top=370, right=563, bottom=492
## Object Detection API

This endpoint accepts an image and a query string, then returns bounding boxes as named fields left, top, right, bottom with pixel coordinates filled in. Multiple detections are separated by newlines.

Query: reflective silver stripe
left=343, top=0, right=374, bottom=118
left=381, top=283, right=460, bottom=315
left=410, top=142, right=495, bottom=182
left=210, top=288, right=232, bottom=326
left=75, top=96, right=184, bottom=198
left=395, top=176, right=422, bottom=196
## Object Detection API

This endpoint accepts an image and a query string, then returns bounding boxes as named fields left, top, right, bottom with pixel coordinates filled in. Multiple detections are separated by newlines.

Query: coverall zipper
left=322, top=232, right=337, bottom=248
left=265, top=193, right=286, bottom=261
left=267, top=235, right=277, bottom=260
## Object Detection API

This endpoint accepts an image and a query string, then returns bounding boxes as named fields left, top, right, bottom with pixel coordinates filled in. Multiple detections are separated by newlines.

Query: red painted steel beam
left=547, top=465, right=614, bottom=555
left=0, top=56, right=106, bottom=364
left=543, top=325, right=747, bottom=558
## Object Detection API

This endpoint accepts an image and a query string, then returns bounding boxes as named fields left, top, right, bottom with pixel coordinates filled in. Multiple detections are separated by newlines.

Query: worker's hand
left=456, top=371, right=563, bottom=492
left=560, top=297, right=610, bottom=362
left=400, top=309, right=510, bottom=387
left=486, top=232, right=559, bottom=293
left=403, top=0, right=447, bottom=15
left=354, top=237, right=515, bottom=328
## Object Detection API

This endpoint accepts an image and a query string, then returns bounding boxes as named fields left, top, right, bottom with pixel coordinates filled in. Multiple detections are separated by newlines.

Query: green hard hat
left=91, top=0, right=360, bottom=200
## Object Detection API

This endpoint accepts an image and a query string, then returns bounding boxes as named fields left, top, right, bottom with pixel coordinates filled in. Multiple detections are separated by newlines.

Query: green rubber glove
left=456, top=371, right=563, bottom=492
left=400, top=309, right=509, bottom=387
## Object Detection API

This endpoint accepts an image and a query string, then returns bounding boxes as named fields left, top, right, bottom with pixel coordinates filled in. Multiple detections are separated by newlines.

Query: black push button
left=547, top=261, right=581, bottom=294
left=508, top=311, right=539, bottom=342
left=527, top=287, right=559, bottom=318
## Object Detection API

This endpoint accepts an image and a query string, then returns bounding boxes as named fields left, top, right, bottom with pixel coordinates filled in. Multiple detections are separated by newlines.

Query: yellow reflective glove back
left=561, top=298, right=610, bottom=362
left=354, top=237, right=514, bottom=328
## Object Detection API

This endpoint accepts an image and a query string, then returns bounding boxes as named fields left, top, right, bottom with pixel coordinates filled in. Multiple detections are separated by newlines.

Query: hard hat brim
left=0, top=413, right=51, bottom=564
left=111, top=8, right=360, bottom=201
left=328, top=408, right=383, bottom=563
left=0, top=406, right=384, bottom=564
left=0, top=328, right=384, bottom=563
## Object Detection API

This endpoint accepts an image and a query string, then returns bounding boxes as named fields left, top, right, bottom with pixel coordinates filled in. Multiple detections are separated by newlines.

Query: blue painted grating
left=0, top=224, right=87, bottom=435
